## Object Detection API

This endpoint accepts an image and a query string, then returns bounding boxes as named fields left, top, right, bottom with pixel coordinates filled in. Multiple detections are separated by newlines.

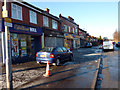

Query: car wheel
left=56, top=59, right=60, bottom=66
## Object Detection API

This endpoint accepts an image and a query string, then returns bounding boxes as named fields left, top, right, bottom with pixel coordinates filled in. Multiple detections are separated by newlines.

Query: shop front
left=73, top=35, right=80, bottom=49
left=64, top=33, right=73, bottom=50
left=2, top=22, right=42, bottom=64
left=64, top=33, right=80, bottom=49
left=80, top=36, right=86, bottom=48
left=43, top=29, right=64, bottom=47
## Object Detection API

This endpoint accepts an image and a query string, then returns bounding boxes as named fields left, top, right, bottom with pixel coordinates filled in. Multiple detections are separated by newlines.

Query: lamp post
left=3, top=0, right=13, bottom=89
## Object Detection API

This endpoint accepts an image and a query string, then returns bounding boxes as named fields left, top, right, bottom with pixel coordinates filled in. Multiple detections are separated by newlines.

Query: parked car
left=85, top=42, right=92, bottom=48
left=116, top=42, right=120, bottom=47
left=36, top=46, right=73, bottom=66
left=103, top=41, right=114, bottom=51
left=99, top=44, right=103, bottom=49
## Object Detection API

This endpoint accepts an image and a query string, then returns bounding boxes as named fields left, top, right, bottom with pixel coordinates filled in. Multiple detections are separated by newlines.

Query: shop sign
left=14, top=24, right=29, bottom=31
left=74, top=35, right=80, bottom=38
left=64, top=33, right=73, bottom=39
left=45, top=30, right=64, bottom=38
left=2, top=22, right=42, bottom=35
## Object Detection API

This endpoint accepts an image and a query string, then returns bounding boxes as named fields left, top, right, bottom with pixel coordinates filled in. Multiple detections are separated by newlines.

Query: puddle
left=62, top=62, right=77, bottom=66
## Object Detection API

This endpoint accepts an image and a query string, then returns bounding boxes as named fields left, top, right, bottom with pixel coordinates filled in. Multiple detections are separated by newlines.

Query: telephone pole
left=3, top=0, right=13, bottom=89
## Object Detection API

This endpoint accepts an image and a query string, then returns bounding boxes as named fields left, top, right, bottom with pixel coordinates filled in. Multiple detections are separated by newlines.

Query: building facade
left=0, top=1, right=63, bottom=64
left=78, top=28, right=87, bottom=47
left=59, top=14, right=80, bottom=49
left=42, top=8, right=64, bottom=47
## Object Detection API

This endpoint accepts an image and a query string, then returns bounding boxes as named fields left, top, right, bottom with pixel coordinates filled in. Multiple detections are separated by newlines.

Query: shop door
left=34, top=36, right=41, bottom=53
left=31, top=36, right=35, bottom=56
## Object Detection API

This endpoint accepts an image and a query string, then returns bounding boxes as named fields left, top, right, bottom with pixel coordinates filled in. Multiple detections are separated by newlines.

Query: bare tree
left=113, top=30, right=120, bottom=42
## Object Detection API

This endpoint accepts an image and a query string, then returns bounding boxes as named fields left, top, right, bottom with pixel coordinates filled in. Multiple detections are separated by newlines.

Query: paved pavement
left=101, top=49, right=119, bottom=88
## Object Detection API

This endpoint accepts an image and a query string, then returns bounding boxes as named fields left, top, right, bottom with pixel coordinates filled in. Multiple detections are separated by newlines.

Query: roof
left=59, top=14, right=78, bottom=26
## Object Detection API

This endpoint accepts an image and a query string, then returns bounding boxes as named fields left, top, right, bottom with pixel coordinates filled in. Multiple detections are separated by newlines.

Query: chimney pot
left=45, top=8, right=49, bottom=13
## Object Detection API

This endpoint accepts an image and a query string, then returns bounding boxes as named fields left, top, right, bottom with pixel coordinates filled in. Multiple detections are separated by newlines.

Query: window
left=29, top=10, right=37, bottom=24
left=62, top=47, right=67, bottom=52
left=73, top=28, right=75, bottom=33
left=56, top=48, right=63, bottom=52
left=11, top=3, right=22, bottom=20
left=75, top=27, right=78, bottom=34
left=52, top=20, right=58, bottom=29
left=64, top=25, right=67, bottom=32
left=43, top=16, right=49, bottom=27
left=69, top=26, right=71, bottom=32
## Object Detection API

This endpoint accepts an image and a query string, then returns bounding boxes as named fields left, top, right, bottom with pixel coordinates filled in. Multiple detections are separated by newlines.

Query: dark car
left=85, top=42, right=92, bottom=48
left=116, top=42, right=120, bottom=47
left=36, top=47, right=73, bottom=66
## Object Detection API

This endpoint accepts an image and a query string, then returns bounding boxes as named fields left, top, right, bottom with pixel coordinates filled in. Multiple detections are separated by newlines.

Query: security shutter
left=56, top=38, right=64, bottom=47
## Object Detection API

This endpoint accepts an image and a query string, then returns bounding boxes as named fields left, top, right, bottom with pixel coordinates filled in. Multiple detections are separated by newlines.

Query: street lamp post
left=3, top=0, right=13, bottom=89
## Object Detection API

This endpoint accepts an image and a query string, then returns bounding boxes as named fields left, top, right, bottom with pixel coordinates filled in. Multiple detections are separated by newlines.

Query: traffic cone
left=43, top=61, right=51, bottom=77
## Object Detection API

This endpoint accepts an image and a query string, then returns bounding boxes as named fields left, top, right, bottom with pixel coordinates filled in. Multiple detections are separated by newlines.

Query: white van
left=103, top=41, right=114, bottom=51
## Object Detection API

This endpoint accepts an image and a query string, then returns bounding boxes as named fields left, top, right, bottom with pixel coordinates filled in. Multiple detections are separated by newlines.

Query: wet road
left=20, top=47, right=102, bottom=89
left=17, top=46, right=119, bottom=89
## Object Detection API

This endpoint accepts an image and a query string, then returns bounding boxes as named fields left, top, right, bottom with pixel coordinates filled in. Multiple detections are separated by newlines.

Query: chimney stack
left=45, top=8, right=49, bottom=13
left=67, top=16, right=74, bottom=22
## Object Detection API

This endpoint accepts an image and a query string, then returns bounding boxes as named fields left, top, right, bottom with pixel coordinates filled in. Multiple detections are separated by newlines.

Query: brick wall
left=59, top=15, right=79, bottom=35
left=8, top=2, right=61, bottom=31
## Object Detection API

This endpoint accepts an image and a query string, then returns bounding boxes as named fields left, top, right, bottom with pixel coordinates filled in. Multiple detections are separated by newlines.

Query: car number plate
left=40, top=55, right=46, bottom=57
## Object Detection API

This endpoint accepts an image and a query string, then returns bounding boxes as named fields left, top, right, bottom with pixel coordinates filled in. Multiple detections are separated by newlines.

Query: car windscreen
left=40, top=47, right=54, bottom=52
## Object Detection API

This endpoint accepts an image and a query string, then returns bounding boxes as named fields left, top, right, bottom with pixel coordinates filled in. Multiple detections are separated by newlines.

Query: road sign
left=2, top=10, right=8, bottom=18
left=4, top=22, right=12, bottom=27
left=4, top=17, right=12, bottom=23
left=4, top=18, right=12, bottom=27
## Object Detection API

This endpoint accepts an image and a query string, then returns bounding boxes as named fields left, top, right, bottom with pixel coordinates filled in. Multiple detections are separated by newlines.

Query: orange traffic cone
left=43, top=61, right=51, bottom=77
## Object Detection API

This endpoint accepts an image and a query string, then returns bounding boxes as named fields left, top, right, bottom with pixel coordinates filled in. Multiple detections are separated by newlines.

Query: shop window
left=52, top=20, right=58, bottom=29
left=11, top=3, right=22, bottom=20
left=29, top=10, right=37, bottom=24
left=11, top=34, right=19, bottom=57
left=0, top=33, right=2, bottom=59
left=43, top=16, right=49, bottom=27
left=11, top=34, right=34, bottom=58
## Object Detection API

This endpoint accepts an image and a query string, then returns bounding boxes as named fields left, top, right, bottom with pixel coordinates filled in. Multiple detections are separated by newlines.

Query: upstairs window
left=75, top=27, right=78, bottom=34
left=73, top=28, right=75, bottom=33
left=29, top=10, right=37, bottom=24
left=69, top=26, right=71, bottom=32
left=43, top=16, right=49, bottom=27
left=11, top=3, right=22, bottom=20
left=52, top=20, right=58, bottom=29
left=63, top=25, right=67, bottom=32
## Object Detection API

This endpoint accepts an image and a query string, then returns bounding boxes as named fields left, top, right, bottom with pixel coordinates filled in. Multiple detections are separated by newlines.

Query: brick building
left=59, top=14, right=80, bottom=49
left=0, top=0, right=63, bottom=64
left=78, top=28, right=87, bottom=47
